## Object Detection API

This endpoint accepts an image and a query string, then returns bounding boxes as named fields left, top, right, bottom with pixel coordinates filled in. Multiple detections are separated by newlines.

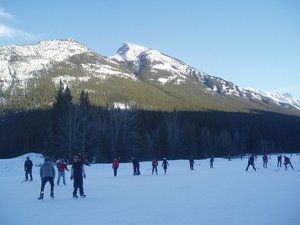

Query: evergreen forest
left=1, top=83, right=300, bottom=162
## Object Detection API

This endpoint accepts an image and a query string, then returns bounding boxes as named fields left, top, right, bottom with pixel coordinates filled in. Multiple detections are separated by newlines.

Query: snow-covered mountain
left=0, top=38, right=136, bottom=90
left=246, top=89, right=300, bottom=110
left=111, top=42, right=300, bottom=110
left=0, top=39, right=299, bottom=112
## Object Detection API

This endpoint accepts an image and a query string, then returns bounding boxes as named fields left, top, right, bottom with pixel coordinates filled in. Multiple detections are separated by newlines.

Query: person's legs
left=57, top=172, right=61, bottom=185
left=62, top=172, right=66, bottom=185
left=49, top=178, right=54, bottom=197
left=29, top=171, right=33, bottom=181
left=38, top=178, right=47, bottom=199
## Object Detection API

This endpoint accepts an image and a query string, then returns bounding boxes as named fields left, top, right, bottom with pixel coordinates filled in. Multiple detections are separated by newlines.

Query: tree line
left=1, top=83, right=300, bottom=161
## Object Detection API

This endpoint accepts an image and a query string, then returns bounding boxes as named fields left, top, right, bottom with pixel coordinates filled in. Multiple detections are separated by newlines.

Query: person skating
left=277, top=155, right=282, bottom=167
left=56, top=159, right=69, bottom=185
left=152, top=159, right=158, bottom=175
left=210, top=156, right=214, bottom=168
left=131, top=157, right=137, bottom=175
left=38, top=158, right=55, bottom=200
left=246, top=154, right=256, bottom=171
left=262, top=154, right=268, bottom=168
left=283, top=156, right=294, bottom=170
left=131, top=157, right=140, bottom=175
left=112, top=158, right=119, bottom=177
left=189, top=155, right=195, bottom=170
left=161, top=158, right=169, bottom=174
left=136, top=159, right=141, bottom=175
left=227, top=155, right=231, bottom=161
left=71, top=155, right=86, bottom=198
left=24, top=157, right=33, bottom=181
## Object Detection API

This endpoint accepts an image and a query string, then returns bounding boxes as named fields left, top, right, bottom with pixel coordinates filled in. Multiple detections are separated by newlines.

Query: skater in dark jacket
left=277, top=155, right=282, bottom=167
left=112, top=158, right=119, bottom=177
left=152, top=159, right=158, bottom=175
left=24, top=157, right=33, bottom=181
left=131, top=157, right=140, bottom=175
left=283, top=156, right=294, bottom=170
left=38, top=158, right=55, bottom=199
left=262, top=154, right=268, bottom=168
left=162, top=158, right=169, bottom=174
left=71, top=155, right=86, bottom=198
left=210, top=156, right=214, bottom=168
left=246, top=154, right=256, bottom=171
left=189, top=155, right=195, bottom=170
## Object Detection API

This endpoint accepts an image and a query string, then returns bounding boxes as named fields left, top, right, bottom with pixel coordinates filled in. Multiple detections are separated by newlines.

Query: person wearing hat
left=24, top=156, right=33, bottom=181
left=38, top=158, right=55, bottom=200
left=71, top=155, right=86, bottom=198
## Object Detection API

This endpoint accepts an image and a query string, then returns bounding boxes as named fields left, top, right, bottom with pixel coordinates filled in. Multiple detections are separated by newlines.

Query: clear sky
left=1, top=0, right=300, bottom=99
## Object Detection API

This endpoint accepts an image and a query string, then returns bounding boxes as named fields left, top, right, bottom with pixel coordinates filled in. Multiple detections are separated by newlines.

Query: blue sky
left=1, top=0, right=300, bottom=99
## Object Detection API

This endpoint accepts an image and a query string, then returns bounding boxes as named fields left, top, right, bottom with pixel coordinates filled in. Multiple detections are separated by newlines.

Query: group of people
left=151, top=158, right=169, bottom=175
left=113, top=153, right=296, bottom=177
left=111, top=157, right=170, bottom=177
left=246, top=154, right=294, bottom=171
left=25, top=152, right=296, bottom=199
left=25, top=154, right=87, bottom=200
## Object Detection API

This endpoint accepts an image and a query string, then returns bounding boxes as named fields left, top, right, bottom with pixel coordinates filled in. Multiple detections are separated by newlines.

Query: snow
left=111, top=42, right=204, bottom=84
left=246, top=88, right=300, bottom=110
left=0, top=153, right=299, bottom=225
left=0, top=39, right=91, bottom=89
left=158, top=77, right=169, bottom=84
left=111, top=42, right=148, bottom=62
left=81, top=63, right=137, bottom=81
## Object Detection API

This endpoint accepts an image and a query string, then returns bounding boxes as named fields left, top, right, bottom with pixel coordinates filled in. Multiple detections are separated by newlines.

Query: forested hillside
left=1, top=84, right=299, bottom=161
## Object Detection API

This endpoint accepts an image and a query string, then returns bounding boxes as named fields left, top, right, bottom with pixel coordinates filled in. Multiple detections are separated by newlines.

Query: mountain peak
left=112, top=42, right=149, bottom=62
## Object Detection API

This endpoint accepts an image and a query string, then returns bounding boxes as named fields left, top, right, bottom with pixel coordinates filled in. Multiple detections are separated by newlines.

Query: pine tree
left=77, top=91, right=95, bottom=159
left=45, top=81, right=75, bottom=159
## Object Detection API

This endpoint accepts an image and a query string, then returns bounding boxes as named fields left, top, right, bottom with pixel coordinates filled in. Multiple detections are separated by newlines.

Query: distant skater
left=24, top=157, right=33, bottom=181
left=152, top=159, right=158, bottom=175
left=210, top=156, right=214, bottom=168
left=277, top=155, right=282, bottom=167
left=112, top=158, right=119, bottom=177
left=227, top=155, right=231, bottom=161
left=131, top=157, right=140, bottom=175
left=246, top=154, right=256, bottom=171
left=262, top=154, right=268, bottom=168
left=189, top=155, right=195, bottom=170
left=284, top=156, right=294, bottom=170
left=162, top=158, right=169, bottom=174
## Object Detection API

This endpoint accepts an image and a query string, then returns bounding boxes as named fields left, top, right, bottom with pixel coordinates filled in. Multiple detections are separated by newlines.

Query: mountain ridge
left=111, top=42, right=300, bottom=110
left=0, top=38, right=299, bottom=114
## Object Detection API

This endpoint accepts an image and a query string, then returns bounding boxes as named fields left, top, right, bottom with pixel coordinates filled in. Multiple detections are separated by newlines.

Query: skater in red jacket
left=112, top=158, right=120, bottom=177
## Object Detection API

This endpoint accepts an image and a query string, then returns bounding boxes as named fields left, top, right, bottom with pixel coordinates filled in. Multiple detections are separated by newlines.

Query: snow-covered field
left=0, top=153, right=299, bottom=225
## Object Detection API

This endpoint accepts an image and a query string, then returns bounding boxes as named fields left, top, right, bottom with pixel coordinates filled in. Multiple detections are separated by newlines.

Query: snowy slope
left=0, top=39, right=136, bottom=90
left=111, top=42, right=207, bottom=84
left=0, top=153, right=300, bottom=225
left=0, top=39, right=90, bottom=87
left=247, top=88, right=300, bottom=110
left=111, top=42, right=300, bottom=110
